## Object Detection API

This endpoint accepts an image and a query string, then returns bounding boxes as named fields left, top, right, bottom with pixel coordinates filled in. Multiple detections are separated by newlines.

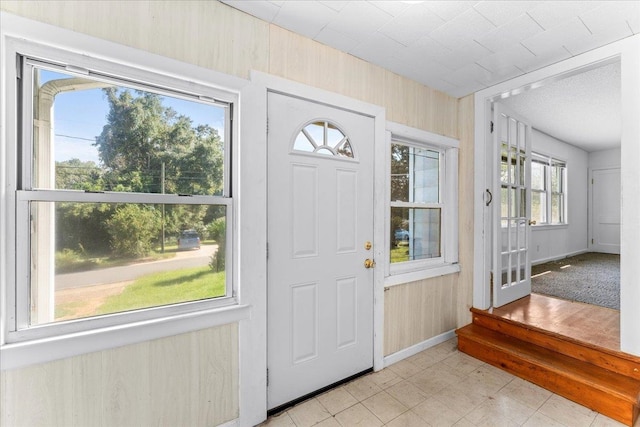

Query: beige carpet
left=531, top=252, right=619, bottom=310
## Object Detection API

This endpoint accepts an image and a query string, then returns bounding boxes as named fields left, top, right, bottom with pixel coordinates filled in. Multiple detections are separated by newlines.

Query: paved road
left=56, top=244, right=218, bottom=289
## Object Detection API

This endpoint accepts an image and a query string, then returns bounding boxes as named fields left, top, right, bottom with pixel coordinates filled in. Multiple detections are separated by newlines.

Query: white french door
left=266, top=92, right=375, bottom=409
left=492, top=103, right=533, bottom=307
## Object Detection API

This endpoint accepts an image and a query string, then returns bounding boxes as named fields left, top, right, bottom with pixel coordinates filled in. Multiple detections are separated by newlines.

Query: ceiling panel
left=220, top=0, right=637, bottom=148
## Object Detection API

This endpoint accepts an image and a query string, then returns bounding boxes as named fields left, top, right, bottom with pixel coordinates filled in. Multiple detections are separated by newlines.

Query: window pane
left=551, top=194, right=563, bottom=224
left=390, top=207, right=441, bottom=263
left=33, top=67, right=227, bottom=196
left=551, top=163, right=565, bottom=193
left=391, top=144, right=410, bottom=202
left=531, top=161, right=546, bottom=191
left=531, top=191, right=547, bottom=224
left=29, top=201, right=228, bottom=326
left=391, top=143, right=439, bottom=203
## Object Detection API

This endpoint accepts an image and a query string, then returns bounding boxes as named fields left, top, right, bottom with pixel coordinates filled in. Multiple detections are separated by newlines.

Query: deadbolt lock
left=364, top=259, right=375, bottom=269
left=364, top=241, right=372, bottom=250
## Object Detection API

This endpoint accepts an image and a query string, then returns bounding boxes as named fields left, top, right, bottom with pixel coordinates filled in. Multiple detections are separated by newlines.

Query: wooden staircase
left=456, top=306, right=640, bottom=426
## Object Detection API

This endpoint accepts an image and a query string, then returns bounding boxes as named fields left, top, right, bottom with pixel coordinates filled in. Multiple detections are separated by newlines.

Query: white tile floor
left=260, top=338, right=637, bottom=427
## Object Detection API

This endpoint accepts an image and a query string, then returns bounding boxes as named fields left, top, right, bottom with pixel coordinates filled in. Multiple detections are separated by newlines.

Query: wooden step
left=470, top=307, right=640, bottom=381
left=456, top=323, right=640, bottom=426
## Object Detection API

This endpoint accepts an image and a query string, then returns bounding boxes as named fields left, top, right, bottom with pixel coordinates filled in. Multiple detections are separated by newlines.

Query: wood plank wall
left=1, top=324, right=238, bottom=426
left=0, top=0, right=474, bottom=422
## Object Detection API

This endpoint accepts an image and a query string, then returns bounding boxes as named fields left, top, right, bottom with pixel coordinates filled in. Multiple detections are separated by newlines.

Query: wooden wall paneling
left=457, top=94, right=475, bottom=327
left=102, top=340, right=152, bottom=427
left=384, top=274, right=458, bottom=356
left=192, top=324, right=240, bottom=425
left=2, top=358, right=73, bottom=426
left=71, top=351, right=104, bottom=426
left=0, top=1, right=270, bottom=80
left=149, top=332, right=193, bottom=425
left=268, top=26, right=458, bottom=139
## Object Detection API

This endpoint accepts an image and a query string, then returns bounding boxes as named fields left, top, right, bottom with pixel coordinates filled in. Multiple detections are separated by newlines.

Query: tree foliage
left=95, top=88, right=224, bottom=195
left=56, top=88, right=226, bottom=258
left=106, top=204, right=161, bottom=258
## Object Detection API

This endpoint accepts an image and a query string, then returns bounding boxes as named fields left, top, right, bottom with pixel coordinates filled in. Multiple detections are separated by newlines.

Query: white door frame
left=473, top=34, right=640, bottom=356
left=239, top=70, right=386, bottom=423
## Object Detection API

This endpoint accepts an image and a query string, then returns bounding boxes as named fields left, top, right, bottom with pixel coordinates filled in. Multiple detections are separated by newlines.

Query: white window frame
left=1, top=35, right=249, bottom=368
left=385, top=122, right=459, bottom=286
left=531, top=151, right=567, bottom=227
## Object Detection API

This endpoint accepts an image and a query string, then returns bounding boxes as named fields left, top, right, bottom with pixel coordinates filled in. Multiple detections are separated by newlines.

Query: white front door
left=492, top=103, right=533, bottom=307
left=267, top=92, right=375, bottom=409
left=591, top=168, right=621, bottom=254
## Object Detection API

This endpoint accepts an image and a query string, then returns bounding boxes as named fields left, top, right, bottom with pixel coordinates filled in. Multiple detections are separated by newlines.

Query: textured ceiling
left=221, top=0, right=639, bottom=98
left=221, top=0, right=635, bottom=150
left=502, top=61, right=621, bottom=152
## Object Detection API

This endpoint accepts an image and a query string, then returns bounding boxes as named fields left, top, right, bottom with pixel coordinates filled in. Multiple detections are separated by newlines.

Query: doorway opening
left=473, top=37, right=640, bottom=355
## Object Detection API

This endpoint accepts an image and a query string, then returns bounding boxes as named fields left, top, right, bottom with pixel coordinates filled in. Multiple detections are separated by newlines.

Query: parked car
left=178, top=230, right=201, bottom=250
left=394, top=229, right=409, bottom=246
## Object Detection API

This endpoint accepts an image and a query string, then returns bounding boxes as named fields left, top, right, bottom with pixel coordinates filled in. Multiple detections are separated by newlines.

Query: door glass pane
left=500, top=144, right=508, bottom=184
left=519, top=221, right=527, bottom=250
left=501, top=186, right=508, bottom=218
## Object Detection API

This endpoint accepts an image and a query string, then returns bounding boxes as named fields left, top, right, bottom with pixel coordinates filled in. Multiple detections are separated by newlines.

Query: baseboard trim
left=532, top=249, right=589, bottom=266
left=383, top=329, right=456, bottom=367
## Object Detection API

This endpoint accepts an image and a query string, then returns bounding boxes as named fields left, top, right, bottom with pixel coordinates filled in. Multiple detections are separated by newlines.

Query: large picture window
left=12, top=55, right=235, bottom=338
left=531, top=153, right=566, bottom=225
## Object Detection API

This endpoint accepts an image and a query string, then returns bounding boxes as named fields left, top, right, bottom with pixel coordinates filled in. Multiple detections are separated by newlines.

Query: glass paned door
left=493, top=103, right=532, bottom=307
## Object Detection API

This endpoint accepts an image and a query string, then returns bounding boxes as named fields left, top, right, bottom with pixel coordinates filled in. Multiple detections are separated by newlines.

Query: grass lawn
left=97, top=266, right=226, bottom=315
left=390, top=246, right=409, bottom=263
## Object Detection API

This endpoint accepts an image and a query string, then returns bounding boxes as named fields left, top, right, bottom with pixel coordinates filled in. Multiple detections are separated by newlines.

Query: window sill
left=532, top=224, right=569, bottom=231
left=0, top=304, right=251, bottom=371
left=384, top=263, right=460, bottom=288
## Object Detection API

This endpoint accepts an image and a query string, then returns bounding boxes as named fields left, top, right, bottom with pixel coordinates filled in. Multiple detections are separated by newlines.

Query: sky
left=40, top=69, right=226, bottom=164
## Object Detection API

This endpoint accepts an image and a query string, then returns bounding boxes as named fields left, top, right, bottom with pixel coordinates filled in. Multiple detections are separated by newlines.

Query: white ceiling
left=501, top=60, right=621, bottom=152
left=221, top=0, right=637, bottom=151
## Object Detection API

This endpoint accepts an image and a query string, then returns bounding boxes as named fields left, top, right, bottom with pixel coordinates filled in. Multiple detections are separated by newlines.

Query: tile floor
left=260, top=338, right=637, bottom=427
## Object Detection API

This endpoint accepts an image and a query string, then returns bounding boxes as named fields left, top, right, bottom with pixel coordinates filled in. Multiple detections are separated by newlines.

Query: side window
left=390, top=143, right=442, bottom=263
left=386, top=123, right=459, bottom=277
left=13, top=56, right=235, bottom=338
left=531, top=152, right=566, bottom=225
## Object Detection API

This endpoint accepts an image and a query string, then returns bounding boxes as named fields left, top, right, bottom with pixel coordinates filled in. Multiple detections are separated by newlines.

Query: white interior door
left=591, top=168, right=621, bottom=254
left=267, top=92, right=374, bottom=409
left=493, top=103, right=533, bottom=307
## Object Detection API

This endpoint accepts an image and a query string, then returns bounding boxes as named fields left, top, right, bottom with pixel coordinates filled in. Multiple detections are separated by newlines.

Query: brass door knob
left=364, top=259, right=375, bottom=269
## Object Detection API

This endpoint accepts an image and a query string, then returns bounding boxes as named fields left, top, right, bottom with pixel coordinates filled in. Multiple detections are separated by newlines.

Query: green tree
left=95, top=88, right=224, bottom=196
left=106, top=204, right=161, bottom=258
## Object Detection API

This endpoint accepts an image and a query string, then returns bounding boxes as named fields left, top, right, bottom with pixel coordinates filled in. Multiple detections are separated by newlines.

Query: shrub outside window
left=11, top=56, right=234, bottom=339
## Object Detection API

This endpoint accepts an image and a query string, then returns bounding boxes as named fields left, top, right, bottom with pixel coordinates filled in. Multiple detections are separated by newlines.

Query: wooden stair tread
left=470, top=307, right=640, bottom=381
left=457, top=323, right=640, bottom=405
left=471, top=306, right=640, bottom=365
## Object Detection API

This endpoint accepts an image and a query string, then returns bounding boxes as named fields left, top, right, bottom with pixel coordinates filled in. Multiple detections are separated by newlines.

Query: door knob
left=528, top=219, right=537, bottom=225
left=364, top=259, right=375, bottom=269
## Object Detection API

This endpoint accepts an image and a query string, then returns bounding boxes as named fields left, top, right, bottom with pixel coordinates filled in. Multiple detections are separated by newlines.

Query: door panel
left=267, top=92, right=374, bottom=409
left=592, top=168, right=621, bottom=254
left=493, top=103, right=532, bottom=307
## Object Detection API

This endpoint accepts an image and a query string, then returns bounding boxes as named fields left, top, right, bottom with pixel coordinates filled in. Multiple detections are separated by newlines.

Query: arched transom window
left=293, top=120, right=354, bottom=158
